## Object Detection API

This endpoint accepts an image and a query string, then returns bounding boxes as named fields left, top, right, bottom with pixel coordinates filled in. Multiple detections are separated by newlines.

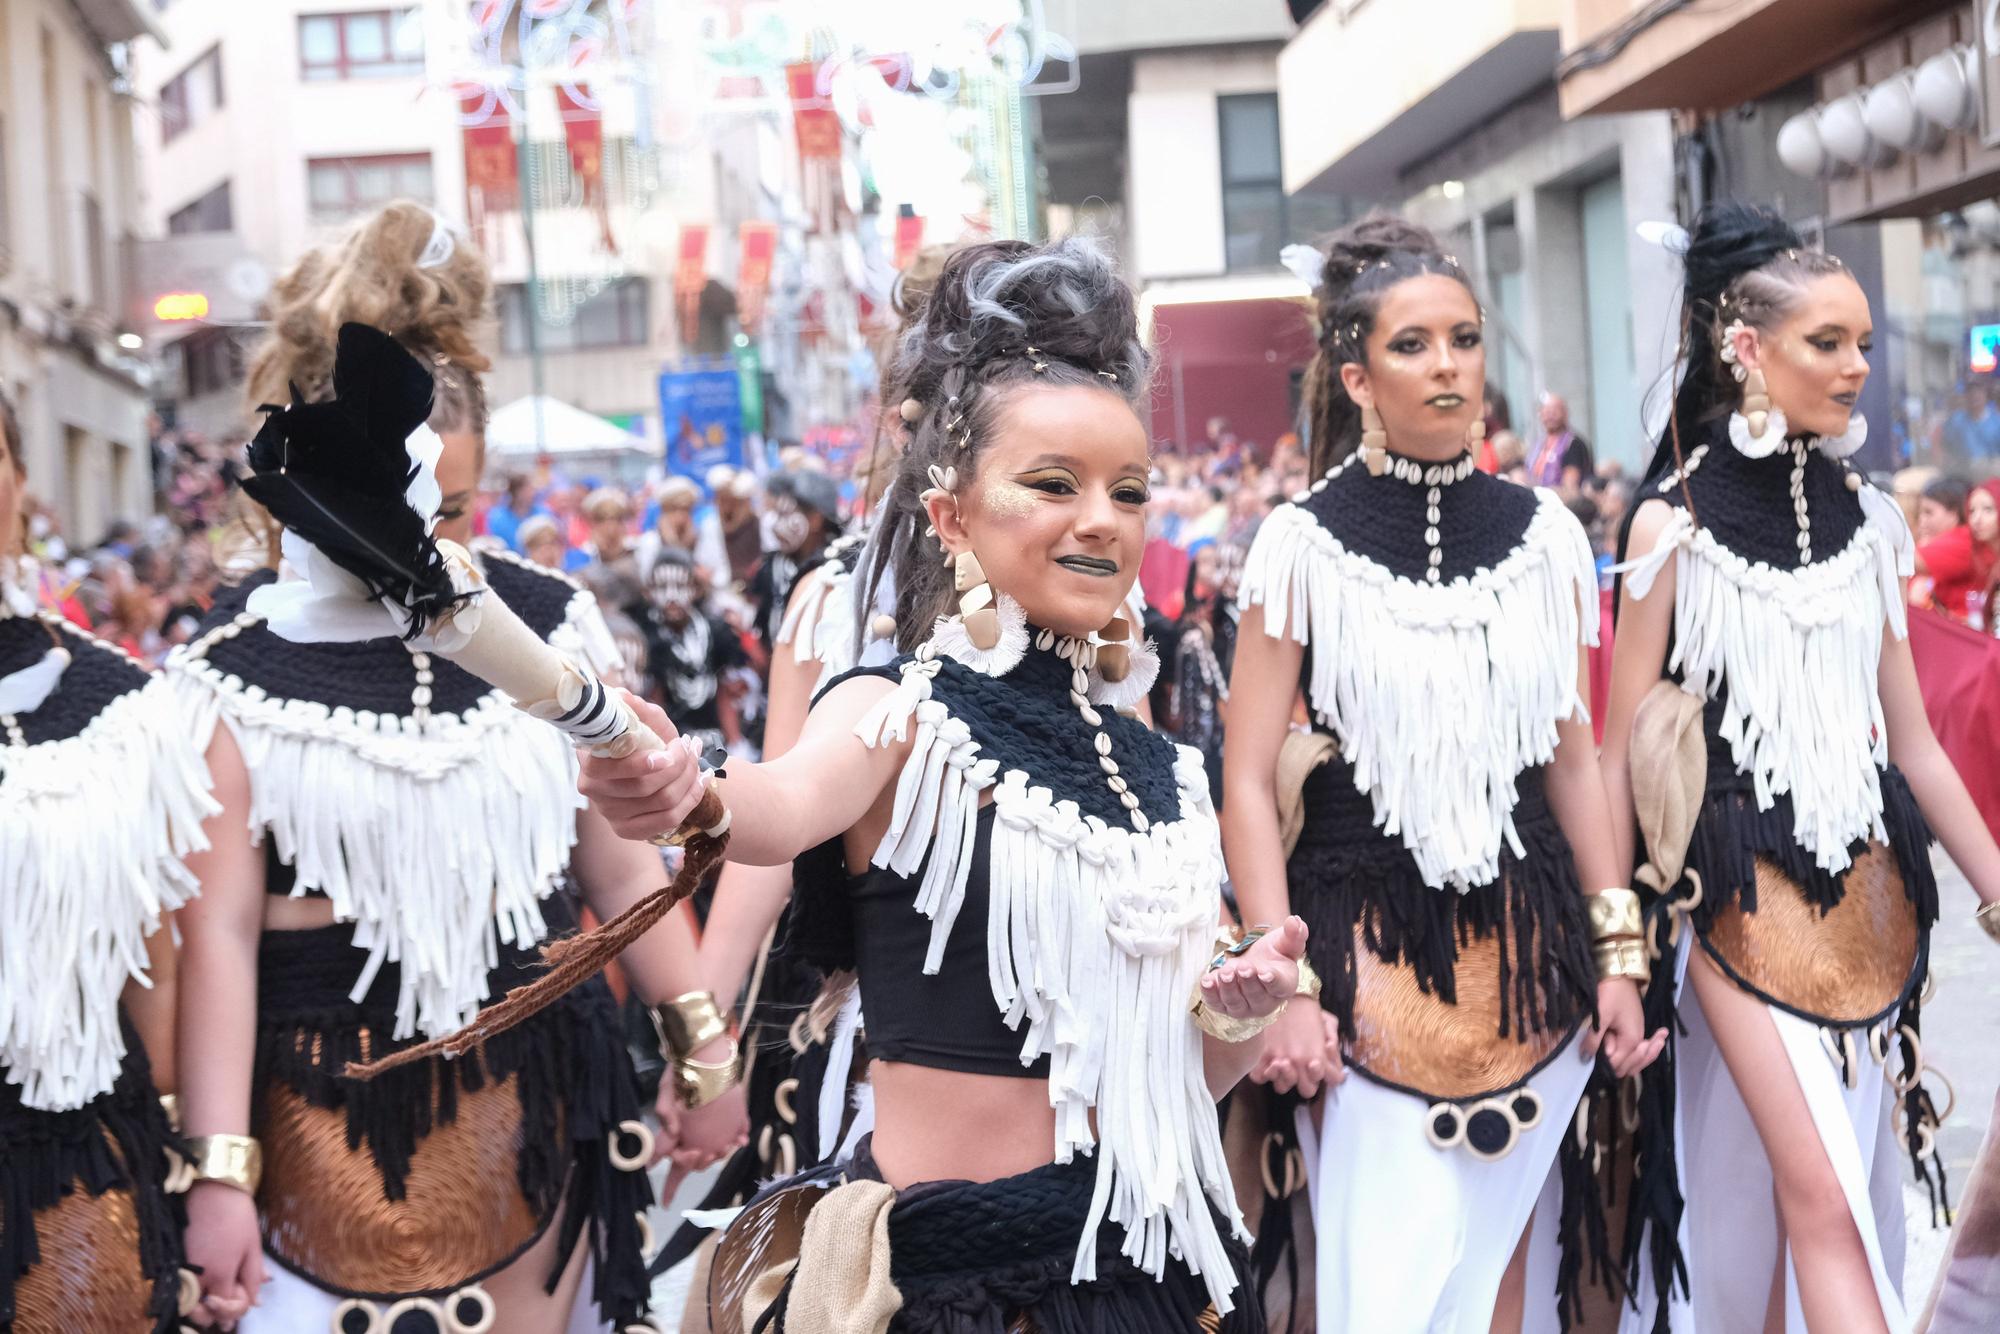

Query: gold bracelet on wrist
left=650, top=990, right=730, bottom=1061
left=1587, top=888, right=1644, bottom=941
left=158, top=1093, right=181, bottom=1134
left=1588, top=888, right=1650, bottom=985
left=1593, top=938, right=1650, bottom=985
left=185, top=1134, right=263, bottom=1195
left=672, top=1038, right=742, bottom=1110
left=1189, top=952, right=1324, bottom=1042
left=1977, top=900, right=2000, bottom=947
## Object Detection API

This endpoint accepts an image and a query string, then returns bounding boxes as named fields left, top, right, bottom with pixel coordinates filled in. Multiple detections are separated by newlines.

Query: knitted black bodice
left=193, top=555, right=580, bottom=718
left=786, top=637, right=1188, bottom=977
left=0, top=617, right=149, bottom=746
left=1299, top=453, right=1541, bottom=582
left=1655, top=426, right=1866, bottom=569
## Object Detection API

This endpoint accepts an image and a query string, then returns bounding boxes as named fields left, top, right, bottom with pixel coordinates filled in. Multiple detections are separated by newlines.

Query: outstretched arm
left=580, top=675, right=907, bottom=866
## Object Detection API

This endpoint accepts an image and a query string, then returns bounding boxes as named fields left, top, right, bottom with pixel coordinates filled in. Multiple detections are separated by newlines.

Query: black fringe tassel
left=1287, top=808, right=1599, bottom=1047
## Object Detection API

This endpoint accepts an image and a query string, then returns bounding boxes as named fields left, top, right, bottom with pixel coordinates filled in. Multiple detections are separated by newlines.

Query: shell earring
left=954, top=550, right=1000, bottom=650
left=1465, top=407, right=1487, bottom=454
left=1096, top=614, right=1132, bottom=683
left=1360, top=403, right=1389, bottom=477
left=1740, top=367, right=1772, bottom=440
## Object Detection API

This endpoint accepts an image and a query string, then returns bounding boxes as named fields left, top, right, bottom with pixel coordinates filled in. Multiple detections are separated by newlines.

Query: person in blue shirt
left=484, top=474, right=550, bottom=551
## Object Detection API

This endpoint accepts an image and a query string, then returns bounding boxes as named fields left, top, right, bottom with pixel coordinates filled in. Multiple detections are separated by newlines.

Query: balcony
left=1558, top=0, right=1933, bottom=119
left=1278, top=0, right=1563, bottom=197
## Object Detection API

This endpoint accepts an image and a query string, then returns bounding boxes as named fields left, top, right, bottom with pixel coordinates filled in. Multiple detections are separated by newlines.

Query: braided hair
left=852, top=237, right=1151, bottom=654
left=1641, top=202, right=1850, bottom=489
left=1301, top=214, right=1479, bottom=477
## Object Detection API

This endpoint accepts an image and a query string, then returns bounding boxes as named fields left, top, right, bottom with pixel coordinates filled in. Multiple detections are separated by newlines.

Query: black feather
left=240, top=323, right=465, bottom=635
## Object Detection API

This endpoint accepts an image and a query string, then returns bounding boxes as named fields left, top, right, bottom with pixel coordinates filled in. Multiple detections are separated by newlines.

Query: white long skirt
left=1621, top=937, right=1910, bottom=1334
left=1300, top=1035, right=1597, bottom=1333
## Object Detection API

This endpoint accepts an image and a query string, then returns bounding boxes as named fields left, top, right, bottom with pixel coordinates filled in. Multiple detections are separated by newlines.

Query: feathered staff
left=240, top=323, right=728, bottom=1078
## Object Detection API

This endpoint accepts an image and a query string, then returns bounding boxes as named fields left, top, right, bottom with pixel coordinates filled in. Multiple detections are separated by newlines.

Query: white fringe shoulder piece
left=1239, top=487, right=1599, bottom=891
left=1, top=626, right=217, bottom=1111
left=848, top=636, right=1246, bottom=1312
left=164, top=578, right=593, bottom=1044
left=1618, top=486, right=1912, bottom=872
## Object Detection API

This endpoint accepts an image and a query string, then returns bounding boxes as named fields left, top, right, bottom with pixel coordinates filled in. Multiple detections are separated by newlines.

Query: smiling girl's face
left=928, top=384, right=1149, bottom=640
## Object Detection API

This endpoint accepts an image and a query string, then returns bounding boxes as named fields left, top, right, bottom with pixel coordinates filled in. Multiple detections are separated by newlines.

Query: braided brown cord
left=343, top=788, right=732, bottom=1080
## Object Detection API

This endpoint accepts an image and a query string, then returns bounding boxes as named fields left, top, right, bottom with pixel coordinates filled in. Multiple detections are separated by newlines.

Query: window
left=160, top=46, right=224, bottom=143
left=167, top=181, right=234, bottom=235
left=181, top=327, right=243, bottom=400
left=82, top=192, right=106, bottom=309
left=500, top=280, right=650, bottom=355
left=299, top=10, right=423, bottom=81
left=1219, top=94, right=1285, bottom=273
left=306, top=153, right=433, bottom=221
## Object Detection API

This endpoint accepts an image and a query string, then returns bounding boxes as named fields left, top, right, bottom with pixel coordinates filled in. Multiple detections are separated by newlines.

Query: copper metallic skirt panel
left=5, top=1154, right=157, bottom=1330
left=1700, top=844, right=1920, bottom=1026
left=1346, top=923, right=1568, bottom=1100
left=257, top=1072, right=549, bottom=1296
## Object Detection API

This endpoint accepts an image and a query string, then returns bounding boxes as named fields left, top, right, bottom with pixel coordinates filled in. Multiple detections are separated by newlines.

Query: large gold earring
left=954, top=550, right=1000, bottom=650
left=1360, top=403, right=1389, bottom=476
left=1096, top=614, right=1131, bottom=682
left=1741, top=367, right=1771, bottom=440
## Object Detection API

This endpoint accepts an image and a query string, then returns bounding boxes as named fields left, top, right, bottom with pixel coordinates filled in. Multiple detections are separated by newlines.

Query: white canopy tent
left=485, top=395, right=652, bottom=480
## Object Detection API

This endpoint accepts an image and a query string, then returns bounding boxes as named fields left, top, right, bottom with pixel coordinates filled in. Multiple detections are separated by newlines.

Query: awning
left=487, top=395, right=649, bottom=456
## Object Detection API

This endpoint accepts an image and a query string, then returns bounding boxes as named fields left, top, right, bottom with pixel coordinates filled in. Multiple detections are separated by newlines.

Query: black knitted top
left=1243, top=456, right=1599, bottom=1047
left=0, top=614, right=150, bottom=744
left=1641, top=428, right=1936, bottom=930
left=790, top=642, right=1184, bottom=1076
left=184, top=555, right=584, bottom=898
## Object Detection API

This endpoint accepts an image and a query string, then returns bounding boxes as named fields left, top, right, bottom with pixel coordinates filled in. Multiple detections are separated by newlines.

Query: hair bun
left=903, top=237, right=1146, bottom=400
left=1316, top=214, right=1448, bottom=299
left=1681, top=202, right=1802, bottom=306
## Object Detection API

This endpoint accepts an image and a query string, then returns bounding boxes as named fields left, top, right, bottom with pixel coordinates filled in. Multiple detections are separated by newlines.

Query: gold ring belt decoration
left=1699, top=844, right=1921, bottom=1027
left=256, top=1068, right=553, bottom=1297
left=1345, top=922, right=1578, bottom=1162
left=11, top=1132, right=161, bottom=1330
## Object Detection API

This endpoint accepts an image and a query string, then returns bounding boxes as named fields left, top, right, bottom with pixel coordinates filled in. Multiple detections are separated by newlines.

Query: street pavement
left=1904, top=848, right=1994, bottom=1307
left=644, top=848, right=1995, bottom=1328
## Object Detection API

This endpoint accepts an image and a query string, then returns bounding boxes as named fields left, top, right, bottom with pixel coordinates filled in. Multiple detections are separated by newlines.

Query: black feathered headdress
left=240, top=322, right=465, bottom=636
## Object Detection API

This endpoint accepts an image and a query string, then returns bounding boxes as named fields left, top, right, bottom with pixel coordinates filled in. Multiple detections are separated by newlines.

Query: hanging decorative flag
left=786, top=61, right=842, bottom=161
left=737, top=221, right=778, bottom=332
left=677, top=225, right=710, bottom=343
left=460, top=86, right=516, bottom=214
left=894, top=212, right=924, bottom=269
left=557, top=84, right=604, bottom=203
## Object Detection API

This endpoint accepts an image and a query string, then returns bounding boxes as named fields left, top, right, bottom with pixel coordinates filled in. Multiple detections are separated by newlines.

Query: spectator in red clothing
left=1916, top=477, right=1998, bottom=622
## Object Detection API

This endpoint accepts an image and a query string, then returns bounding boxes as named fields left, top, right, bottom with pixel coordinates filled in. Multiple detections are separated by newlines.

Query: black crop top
left=848, top=806, right=1052, bottom=1079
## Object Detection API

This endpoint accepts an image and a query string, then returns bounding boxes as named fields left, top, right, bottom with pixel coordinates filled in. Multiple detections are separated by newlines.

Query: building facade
left=1277, top=0, right=1681, bottom=470
left=1558, top=0, right=2000, bottom=477
left=131, top=0, right=681, bottom=456
left=1038, top=1, right=1330, bottom=452
left=0, top=0, right=155, bottom=541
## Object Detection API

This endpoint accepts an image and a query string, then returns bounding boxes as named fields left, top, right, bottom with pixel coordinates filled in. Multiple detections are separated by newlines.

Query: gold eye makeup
left=981, top=481, right=1039, bottom=520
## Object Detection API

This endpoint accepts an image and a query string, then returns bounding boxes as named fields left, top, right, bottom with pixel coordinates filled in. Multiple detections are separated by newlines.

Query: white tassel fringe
left=1619, top=504, right=1909, bottom=873
left=0, top=673, right=217, bottom=1110
left=1239, top=490, right=1599, bottom=891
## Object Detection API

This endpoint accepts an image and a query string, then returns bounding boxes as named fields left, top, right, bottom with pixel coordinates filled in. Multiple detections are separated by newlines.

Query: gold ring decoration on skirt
left=1700, top=844, right=1921, bottom=1025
